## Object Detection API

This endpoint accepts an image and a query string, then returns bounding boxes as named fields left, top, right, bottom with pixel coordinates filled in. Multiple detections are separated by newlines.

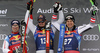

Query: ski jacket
left=2, top=32, right=27, bottom=53
left=24, top=10, right=64, bottom=53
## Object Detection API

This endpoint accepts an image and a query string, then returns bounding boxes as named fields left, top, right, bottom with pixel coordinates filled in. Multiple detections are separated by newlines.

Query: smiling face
left=66, top=19, right=74, bottom=28
left=12, top=24, right=19, bottom=33
left=38, top=19, right=46, bottom=27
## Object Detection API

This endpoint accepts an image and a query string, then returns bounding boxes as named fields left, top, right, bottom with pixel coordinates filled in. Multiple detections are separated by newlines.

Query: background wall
left=0, top=0, right=100, bottom=53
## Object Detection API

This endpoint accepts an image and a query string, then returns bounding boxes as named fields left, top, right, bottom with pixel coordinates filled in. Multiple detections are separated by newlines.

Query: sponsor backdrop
left=0, top=0, right=100, bottom=53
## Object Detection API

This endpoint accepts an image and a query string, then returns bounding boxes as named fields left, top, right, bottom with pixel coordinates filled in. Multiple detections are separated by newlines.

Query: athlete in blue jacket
left=24, top=1, right=64, bottom=53
left=52, top=2, right=98, bottom=53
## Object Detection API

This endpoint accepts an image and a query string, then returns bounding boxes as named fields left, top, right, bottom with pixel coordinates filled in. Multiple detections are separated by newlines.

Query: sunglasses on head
left=12, top=25, right=19, bottom=27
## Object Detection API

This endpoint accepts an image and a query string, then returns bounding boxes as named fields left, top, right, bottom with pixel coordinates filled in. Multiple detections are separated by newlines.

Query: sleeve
left=51, top=22, right=60, bottom=31
left=51, top=10, right=64, bottom=31
left=2, top=36, right=13, bottom=53
left=57, top=10, right=64, bottom=24
left=26, top=14, right=33, bottom=34
left=78, top=9, right=97, bottom=34
left=51, top=25, right=57, bottom=34
left=24, top=10, right=36, bottom=36
left=78, top=23, right=97, bottom=34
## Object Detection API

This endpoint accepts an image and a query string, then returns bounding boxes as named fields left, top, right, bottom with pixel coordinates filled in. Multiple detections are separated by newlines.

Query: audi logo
left=0, top=34, right=7, bottom=40
left=83, top=34, right=99, bottom=41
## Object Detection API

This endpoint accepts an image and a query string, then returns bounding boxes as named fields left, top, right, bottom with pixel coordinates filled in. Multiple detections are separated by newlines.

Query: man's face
left=12, top=24, right=19, bottom=32
left=38, top=19, right=46, bottom=27
left=66, top=19, right=74, bottom=28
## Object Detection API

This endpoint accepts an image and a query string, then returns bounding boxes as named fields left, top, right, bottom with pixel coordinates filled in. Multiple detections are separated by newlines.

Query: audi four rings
left=83, top=34, right=99, bottom=41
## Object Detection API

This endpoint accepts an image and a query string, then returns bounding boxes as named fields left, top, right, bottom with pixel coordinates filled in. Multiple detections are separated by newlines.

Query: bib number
left=64, top=38, right=72, bottom=45
left=40, top=38, right=46, bottom=44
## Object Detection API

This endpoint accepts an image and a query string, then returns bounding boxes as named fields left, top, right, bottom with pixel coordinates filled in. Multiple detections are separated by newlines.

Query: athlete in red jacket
left=2, top=20, right=27, bottom=53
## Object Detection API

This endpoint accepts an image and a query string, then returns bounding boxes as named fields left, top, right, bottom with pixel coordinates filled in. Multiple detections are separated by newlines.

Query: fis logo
left=0, top=9, right=7, bottom=17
